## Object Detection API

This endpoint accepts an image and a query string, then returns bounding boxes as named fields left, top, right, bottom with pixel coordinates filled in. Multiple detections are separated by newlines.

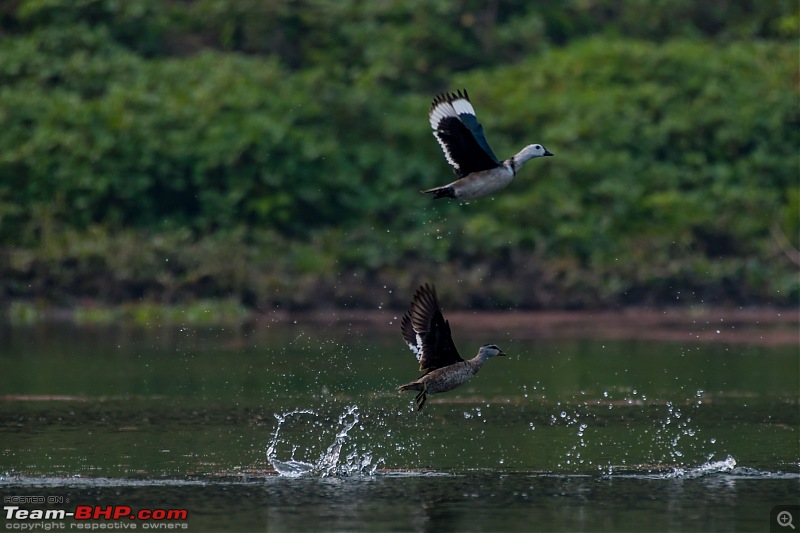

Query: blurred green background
left=0, top=0, right=797, bottom=314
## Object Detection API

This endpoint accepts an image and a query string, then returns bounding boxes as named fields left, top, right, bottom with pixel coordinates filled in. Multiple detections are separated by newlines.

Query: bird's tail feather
left=398, top=382, right=423, bottom=392
left=421, top=186, right=455, bottom=199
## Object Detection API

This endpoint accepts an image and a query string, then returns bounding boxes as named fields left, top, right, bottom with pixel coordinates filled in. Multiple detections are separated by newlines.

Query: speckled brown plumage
left=398, top=283, right=506, bottom=410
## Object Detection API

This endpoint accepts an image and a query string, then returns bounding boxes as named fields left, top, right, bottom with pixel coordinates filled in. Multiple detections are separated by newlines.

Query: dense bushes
left=0, top=0, right=797, bottom=310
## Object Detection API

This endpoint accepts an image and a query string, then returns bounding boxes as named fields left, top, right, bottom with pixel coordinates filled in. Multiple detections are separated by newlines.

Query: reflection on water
left=1, top=469, right=797, bottom=532
left=0, top=320, right=798, bottom=531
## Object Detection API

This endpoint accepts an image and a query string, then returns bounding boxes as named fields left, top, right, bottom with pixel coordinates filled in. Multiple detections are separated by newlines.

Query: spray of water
left=546, top=387, right=731, bottom=476
left=663, top=455, right=737, bottom=479
left=266, top=405, right=383, bottom=477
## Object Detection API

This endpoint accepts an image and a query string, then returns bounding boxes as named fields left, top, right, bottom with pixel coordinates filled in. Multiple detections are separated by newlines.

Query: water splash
left=551, top=387, right=724, bottom=475
left=644, top=389, right=710, bottom=466
left=266, top=406, right=383, bottom=477
left=664, top=455, right=737, bottom=478
left=557, top=408, right=589, bottom=468
left=599, top=456, right=755, bottom=479
left=265, top=409, right=316, bottom=477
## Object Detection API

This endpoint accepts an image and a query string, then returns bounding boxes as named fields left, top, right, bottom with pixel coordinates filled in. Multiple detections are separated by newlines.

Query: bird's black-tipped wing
left=429, top=89, right=501, bottom=177
left=400, top=283, right=463, bottom=373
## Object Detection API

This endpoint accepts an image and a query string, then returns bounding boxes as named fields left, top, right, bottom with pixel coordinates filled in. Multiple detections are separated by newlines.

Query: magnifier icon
left=778, top=511, right=796, bottom=529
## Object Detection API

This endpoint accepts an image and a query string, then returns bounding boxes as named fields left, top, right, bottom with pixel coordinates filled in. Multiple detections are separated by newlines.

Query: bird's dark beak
left=498, top=350, right=507, bottom=357
left=543, top=150, right=554, bottom=157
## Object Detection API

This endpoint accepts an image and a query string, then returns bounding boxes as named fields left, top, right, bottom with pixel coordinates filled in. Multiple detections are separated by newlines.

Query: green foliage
left=72, top=299, right=251, bottom=326
left=0, top=0, right=797, bottom=310
left=6, top=300, right=43, bottom=325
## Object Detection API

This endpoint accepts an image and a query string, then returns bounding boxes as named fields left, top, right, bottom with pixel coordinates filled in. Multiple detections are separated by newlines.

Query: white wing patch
left=451, top=97, right=475, bottom=117
left=429, top=95, right=477, bottom=173
left=429, top=101, right=461, bottom=170
left=414, top=333, right=424, bottom=362
left=405, top=333, right=424, bottom=362
left=429, top=101, right=457, bottom=130
left=429, top=96, right=475, bottom=130
left=432, top=131, right=459, bottom=171
left=406, top=341, right=418, bottom=356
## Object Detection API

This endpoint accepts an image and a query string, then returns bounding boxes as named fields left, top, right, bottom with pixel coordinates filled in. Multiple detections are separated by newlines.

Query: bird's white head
left=479, top=344, right=507, bottom=358
left=510, top=144, right=554, bottom=170
left=521, top=144, right=554, bottom=159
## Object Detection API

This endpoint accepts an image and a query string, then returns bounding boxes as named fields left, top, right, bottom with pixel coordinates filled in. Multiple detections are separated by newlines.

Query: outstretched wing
left=429, top=89, right=501, bottom=177
left=400, top=283, right=463, bottom=373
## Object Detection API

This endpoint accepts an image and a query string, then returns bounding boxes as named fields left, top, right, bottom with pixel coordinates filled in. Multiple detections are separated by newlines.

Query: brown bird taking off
left=398, top=283, right=506, bottom=410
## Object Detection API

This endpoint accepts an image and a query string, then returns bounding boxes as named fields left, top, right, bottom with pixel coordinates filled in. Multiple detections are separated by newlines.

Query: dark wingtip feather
left=430, top=89, right=471, bottom=112
left=400, top=310, right=415, bottom=347
left=402, top=282, right=463, bottom=373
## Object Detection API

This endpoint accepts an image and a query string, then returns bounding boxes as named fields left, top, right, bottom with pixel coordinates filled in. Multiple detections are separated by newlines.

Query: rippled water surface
left=1, top=317, right=798, bottom=531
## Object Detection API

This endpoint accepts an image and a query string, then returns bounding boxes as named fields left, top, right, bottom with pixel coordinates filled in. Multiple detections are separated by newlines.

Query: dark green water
left=1, top=320, right=798, bottom=531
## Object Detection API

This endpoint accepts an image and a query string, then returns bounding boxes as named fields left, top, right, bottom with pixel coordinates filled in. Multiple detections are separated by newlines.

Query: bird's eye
left=534, top=145, right=541, bottom=150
